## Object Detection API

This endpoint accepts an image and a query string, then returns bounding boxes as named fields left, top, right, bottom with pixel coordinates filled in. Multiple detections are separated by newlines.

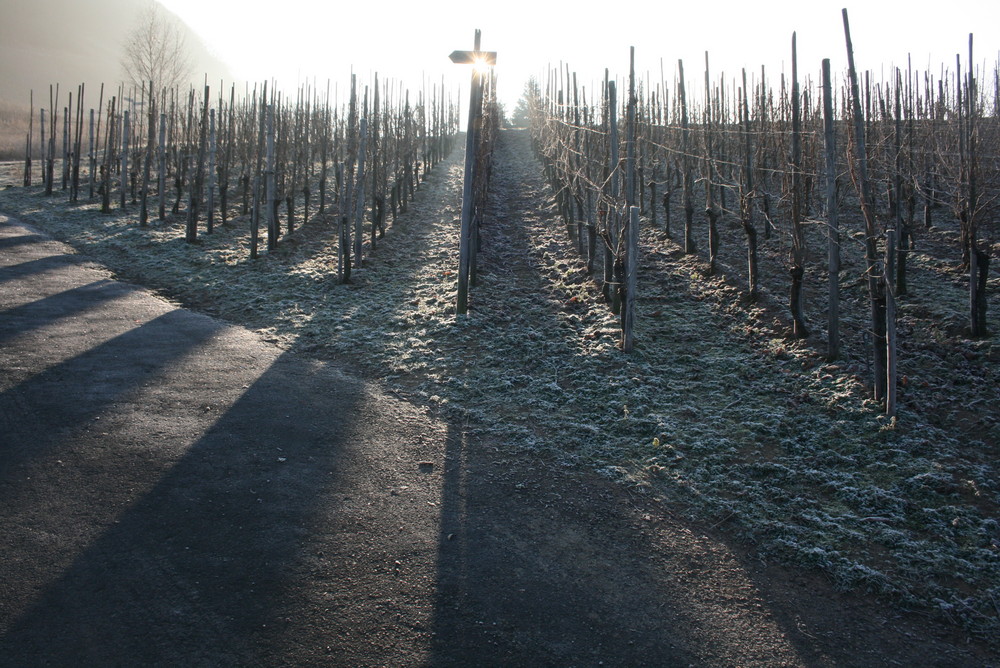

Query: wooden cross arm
left=449, top=50, right=497, bottom=65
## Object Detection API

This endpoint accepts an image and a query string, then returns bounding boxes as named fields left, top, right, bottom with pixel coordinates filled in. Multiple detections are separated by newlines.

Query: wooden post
left=46, top=85, right=57, bottom=197
left=67, top=95, right=75, bottom=199
left=118, top=109, right=131, bottom=209
left=354, top=116, right=367, bottom=267
left=704, top=51, right=719, bottom=275
left=207, top=108, right=216, bottom=233
left=319, top=81, right=330, bottom=214
left=844, top=8, right=888, bottom=402
left=216, top=86, right=229, bottom=224
left=286, top=89, right=301, bottom=234
left=221, top=84, right=235, bottom=224
left=40, top=107, right=47, bottom=192
left=622, top=205, right=639, bottom=352
left=158, top=112, right=166, bottom=220
left=649, top=163, right=657, bottom=230
left=251, top=84, right=266, bottom=259
left=965, top=34, right=990, bottom=338
left=266, top=103, right=277, bottom=250
left=188, top=84, right=209, bottom=240
left=88, top=105, right=96, bottom=199
left=371, top=74, right=382, bottom=250
left=141, top=84, right=154, bottom=226
left=120, top=109, right=129, bottom=209
left=605, top=78, right=621, bottom=312
left=626, top=47, right=637, bottom=208
left=341, top=76, right=357, bottom=283
left=897, top=64, right=912, bottom=297
left=758, top=68, right=772, bottom=240
left=251, top=174, right=260, bottom=259
left=185, top=151, right=197, bottom=241
left=884, top=68, right=903, bottom=418
left=62, top=101, right=69, bottom=190
left=678, top=60, right=695, bottom=254
left=822, top=59, right=840, bottom=360
left=789, top=33, right=808, bottom=338
left=71, top=84, right=84, bottom=202
left=885, top=225, right=898, bottom=420
left=101, top=96, right=114, bottom=213
left=168, top=92, right=180, bottom=215
left=573, top=73, right=585, bottom=258
left=456, top=29, right=485, bottom=315
left=23, top=91, right=33, bottom=187
left=737, top=69, right=758, bottom=302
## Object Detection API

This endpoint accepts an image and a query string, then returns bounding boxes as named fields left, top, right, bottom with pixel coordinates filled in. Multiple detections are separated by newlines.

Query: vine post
left=843, top=8, right=889, bottom=406
left=450, top=29, right=496, bottom=315
left=822, top=59, right=840, bottom=360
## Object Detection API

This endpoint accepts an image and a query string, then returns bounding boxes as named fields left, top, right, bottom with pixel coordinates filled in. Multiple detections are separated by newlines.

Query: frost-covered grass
left=1, top=132, right=998, bottom=638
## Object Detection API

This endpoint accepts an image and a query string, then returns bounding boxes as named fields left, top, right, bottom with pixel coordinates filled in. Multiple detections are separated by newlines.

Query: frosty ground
left=0, top=129, right=998, bottom=663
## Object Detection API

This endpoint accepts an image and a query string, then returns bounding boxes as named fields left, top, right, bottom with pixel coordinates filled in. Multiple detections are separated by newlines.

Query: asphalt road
left=0, top=215, right=458, bottom=665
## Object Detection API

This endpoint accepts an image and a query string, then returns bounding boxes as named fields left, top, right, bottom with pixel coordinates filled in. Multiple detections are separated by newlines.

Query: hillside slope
left=0, top=0, right=231, bottom=104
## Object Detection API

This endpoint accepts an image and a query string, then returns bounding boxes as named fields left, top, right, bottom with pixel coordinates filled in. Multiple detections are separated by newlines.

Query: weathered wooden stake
left=23, top=91, right=32, bottom=187
left=62, top=101, right=69, bottom=190
left=455, top=29, right=486, bottom=315
left=678, top=61, right=695, bottom=254
left=885, top=226, right=898, bottom=420
left=71, top=84, right=84, bottom=202
left=789, top=33, right=809, bottom=338
left=844, top=8, right=888, bottom=403
left=622, top=205, right=639, bottom=352
left=157, top=112, right=166, bottom=220
left=605, top=78, right=620, bottom=311
left=40, top=107, right=46, bottom=191
left=120, top=109, right=129, bottom=209
left=141, top=83, right=154, bottom=226
left=822, top=59, right=840, bottom=360
left=354, top=116, right=367, bottom=267
left=704, top=51, right=719, bottom=275
left=207, top=108, right=216, bottom=233
left=101, top=96, right=114, bottom=213
left=266, top=103, right=277, bottom=250
left=46, top=85, right=57, bottom=196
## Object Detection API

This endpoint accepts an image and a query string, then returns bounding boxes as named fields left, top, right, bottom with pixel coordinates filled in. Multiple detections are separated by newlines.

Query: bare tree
left=511, top=78, right=540, bottom=128
left=121, top=4, right=193, bottom=94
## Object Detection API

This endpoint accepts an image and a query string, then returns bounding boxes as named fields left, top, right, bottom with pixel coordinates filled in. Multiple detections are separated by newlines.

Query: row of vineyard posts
left=458, top=66, right=500, bottom=313
left=21, top=75, right=460, bottom=277
left=529, top=9, right=997, bottom=418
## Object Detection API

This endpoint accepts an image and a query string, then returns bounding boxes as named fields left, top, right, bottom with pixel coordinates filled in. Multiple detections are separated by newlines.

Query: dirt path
left=0, top=134, right=994, bottom=666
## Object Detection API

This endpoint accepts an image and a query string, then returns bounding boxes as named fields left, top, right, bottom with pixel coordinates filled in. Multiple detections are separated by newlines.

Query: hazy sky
left=159, top=0, right=1000, bottom=113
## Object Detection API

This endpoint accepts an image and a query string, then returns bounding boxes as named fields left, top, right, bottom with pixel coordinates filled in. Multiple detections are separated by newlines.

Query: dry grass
left=0, top=100, right=32, bottom=162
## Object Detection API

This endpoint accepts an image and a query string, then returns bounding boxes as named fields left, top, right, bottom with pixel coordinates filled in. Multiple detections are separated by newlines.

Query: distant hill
left=0, top=0, right=232, bottom=106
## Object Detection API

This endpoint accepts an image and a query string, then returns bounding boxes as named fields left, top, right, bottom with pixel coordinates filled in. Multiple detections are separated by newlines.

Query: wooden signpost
left=451, top=29, right=496, bottom=315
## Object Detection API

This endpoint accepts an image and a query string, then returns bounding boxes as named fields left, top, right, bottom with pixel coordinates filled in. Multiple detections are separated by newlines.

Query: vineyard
left=15, top=73, right=475, bottom=272
left=1, top=13, right=1000, bottom=657
left=532, top=19, right=999, bottom=415
left=516, top=16, right=1000, bottom=636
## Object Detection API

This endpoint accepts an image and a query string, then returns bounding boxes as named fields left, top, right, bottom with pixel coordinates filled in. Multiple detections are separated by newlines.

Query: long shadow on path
left=1, top=346, right=362, bottom=665
left=0, top=217, right=450, bottom=666
left=1, top=330, right=450, bottom=666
